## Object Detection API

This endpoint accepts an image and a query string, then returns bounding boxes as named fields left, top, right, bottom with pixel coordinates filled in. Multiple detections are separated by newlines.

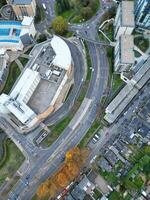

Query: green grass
left=34, top=5, right=45, bottom=24
left=123, top=155, right=150, bottom=191
left=134, top=50, right=141, bottom=58
left=98, top=167, right=118, bottom=186
left=134, top=36, right=149, bottom=52
left=78, top=120, right=101, bottom=148
left=2, top=61, right=21, bottom=94
left=0, top=0, right=6, bottom=8
left=0, top=139, right=25, bottom=186
left=37, top=34, right=47, bottom=43
left=111, top=74, right=123, bottom=93
left=93, top=188, right=102, bottom=199
left=19, top=57, right=29, bottom=66
left=107, top=47, right=114, bottom=76
left=108, top=191, right=122, bottom=200
left=55, top=0, right=100, bottom=23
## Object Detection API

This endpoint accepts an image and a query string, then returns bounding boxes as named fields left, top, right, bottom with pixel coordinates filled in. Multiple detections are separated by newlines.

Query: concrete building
left=114, top=1, right=135, bottom=39
left=135, top=0, right=150, bottom=30
left=0, top=17, right=36, bottom=52
left=0, top=36, right=73, bottom=131
left=114, top=35, right=135, bottom=73
left=0, top=49, right=9, bottom=83
left=104, top=58, right=150, bottom=124
left=0, top=68, right=40, bottom=128
left=8, top=0, right=36, bottom=20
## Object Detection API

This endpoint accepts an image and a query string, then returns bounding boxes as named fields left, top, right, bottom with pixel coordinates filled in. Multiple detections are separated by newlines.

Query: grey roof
left=12, top=0, right=32, bottom=5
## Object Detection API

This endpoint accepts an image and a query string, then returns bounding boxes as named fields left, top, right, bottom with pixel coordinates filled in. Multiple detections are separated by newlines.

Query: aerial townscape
left=0, top=0, right=150, bottom=200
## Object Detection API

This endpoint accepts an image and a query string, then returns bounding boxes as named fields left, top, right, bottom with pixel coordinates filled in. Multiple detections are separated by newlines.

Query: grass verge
left=2, top=61, right=21, bottom=94
left=0, top=139, right=25, bottom=186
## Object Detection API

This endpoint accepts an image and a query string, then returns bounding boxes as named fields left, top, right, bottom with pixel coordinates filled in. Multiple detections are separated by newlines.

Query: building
left=0, top=36, right=73, bottom=131
left=114, top=1, right=135, bottom=39
left=0, top=68, right=40, bottom=128
left=0, top=17, right=36, bottom=52
left=135, top=0, right=150, bottom=30
left=104, top=58, right=150, bottom=124
left=0, top=49, right=9, bottom=83
left=8, top=0, right=36, bottom=20
left=114, top=35, right=135, bottom=73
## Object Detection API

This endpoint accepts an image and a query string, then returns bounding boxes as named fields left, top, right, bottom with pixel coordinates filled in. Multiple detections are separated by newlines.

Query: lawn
left=134, top=36, right=149, bottom=52
left=0, top=0, right=6, bottom=8
left=93, top=188, right=102, bottom=199
left=0, top=139, right=25, bottom=186
left=123, top=155, right=150, bottom=191
left=99, top=170, right=118, bottom=186
left=19, top=57, right=29, bottom=66
left=2, top=61, right=21, bottom=94
left=55, top=0, right=100, bottom=23
left=78, top=120, right=101, bottom=148
left=102, top=23, right=114, bottom=41
left=111, top=74, right=123, bottom=93
left=34, top=5, right=45, bottom=24
left=108, top=191, right=122, bottom=200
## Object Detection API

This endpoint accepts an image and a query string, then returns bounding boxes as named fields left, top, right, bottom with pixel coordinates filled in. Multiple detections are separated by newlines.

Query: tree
left=81, top=7, right=93, bottom=19
left=52, top=16, right=68, bottom=35
left=36, top=147, right=89, bottom=199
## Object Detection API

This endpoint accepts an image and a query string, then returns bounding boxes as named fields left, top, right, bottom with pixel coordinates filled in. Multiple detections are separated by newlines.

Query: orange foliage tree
left=37, top=147, right=89, bottom=199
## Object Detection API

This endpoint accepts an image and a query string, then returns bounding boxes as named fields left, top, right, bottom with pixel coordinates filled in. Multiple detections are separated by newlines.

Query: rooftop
left=121, top=1, right=135, bottom=27
left=120, top=35, right=134, bottom=64
left=11, top=0, right=32, bottom=4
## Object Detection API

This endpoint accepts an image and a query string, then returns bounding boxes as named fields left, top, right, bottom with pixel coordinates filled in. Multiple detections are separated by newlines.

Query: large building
left=104, top=58, right=150, bottom=124
left=114, top=35, right=135, bottom=73
left=0, top=17, right=36, bottom=51
left=114, top=1, right=135, bottom=39
left=135, top=0, right=150, bottom=30
left=0, top=49, right=9, bottom=84
left=0, top=36, right=73, bottom=131
left=8, top=0, right=36, bottom=20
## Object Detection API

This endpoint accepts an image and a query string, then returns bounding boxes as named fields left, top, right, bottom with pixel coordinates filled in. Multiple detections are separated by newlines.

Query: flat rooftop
left=11, top=0, right=32, bottom=4
left=121, top=1, right=135, bottom=27
left=120, top=35, right=134, bottom=64
left=26, top=37, right=71, bottom=114
left=105, top=58, right=150, bottom=123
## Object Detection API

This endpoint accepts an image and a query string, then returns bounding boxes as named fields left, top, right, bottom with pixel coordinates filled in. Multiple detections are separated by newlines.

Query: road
left=7, top=40, right=109, bottom=200
left=5, top=0, right=111, bottom=199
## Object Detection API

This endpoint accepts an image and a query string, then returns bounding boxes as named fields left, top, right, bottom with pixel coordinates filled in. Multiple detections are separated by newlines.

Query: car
left=94, top=134, right=100, bottom=139
left=92, top=138, right=97, bottom=144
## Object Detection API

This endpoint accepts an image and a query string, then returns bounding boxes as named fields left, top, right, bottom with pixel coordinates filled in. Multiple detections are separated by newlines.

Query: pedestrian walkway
left=15, top=59, right=24, bottom=71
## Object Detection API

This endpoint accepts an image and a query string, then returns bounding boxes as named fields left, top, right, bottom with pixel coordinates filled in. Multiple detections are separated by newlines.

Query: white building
left=114, top=35, right=135, bottom=73
left=10, top=68, right=41, bottom=104
left=0, top=17, right=36, bottom=52
left=104, top=58, right=150, bottom=124
left=114, top=1, right=135, bottom=39
left=0, top=36, right=72, bottom=131
left=0, top=68, right=40, bottom=128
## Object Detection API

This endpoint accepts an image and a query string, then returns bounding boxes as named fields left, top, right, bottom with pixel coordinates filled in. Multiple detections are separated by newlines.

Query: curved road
left=7, top=41, right=109, bottom=200
left=6, top=0, right=111, bottom=199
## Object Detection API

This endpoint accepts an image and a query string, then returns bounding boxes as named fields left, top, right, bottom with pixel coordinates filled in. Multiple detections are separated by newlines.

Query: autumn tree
left=52, top=16, right=68, bottom=35
left=37, top=147, right=89, bottom=199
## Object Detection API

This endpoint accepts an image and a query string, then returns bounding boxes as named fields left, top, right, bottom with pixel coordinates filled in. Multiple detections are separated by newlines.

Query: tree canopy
left=52, top=16, right=68, bottom=35
left=37, top=147, right=89, bottom=199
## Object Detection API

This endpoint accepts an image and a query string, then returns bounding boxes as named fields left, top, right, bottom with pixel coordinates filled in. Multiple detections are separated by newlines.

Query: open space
left=0, top=139, right=24, bottom=186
